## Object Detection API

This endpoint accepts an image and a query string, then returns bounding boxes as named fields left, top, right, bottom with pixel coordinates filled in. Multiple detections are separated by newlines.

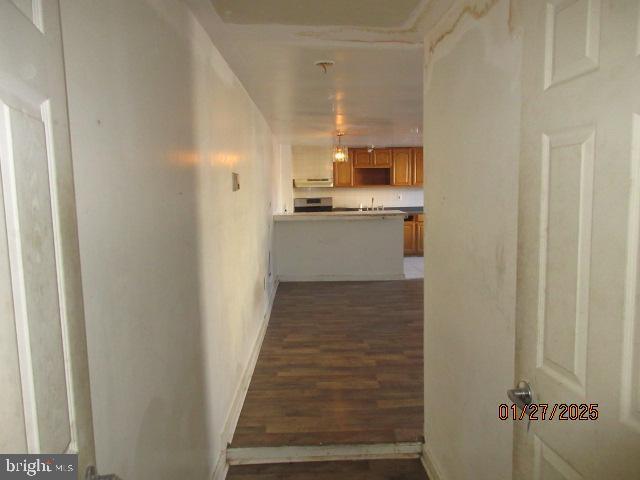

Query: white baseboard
left=421, top=443, right=443, bottom=480
left=211, top=460, right=228, bottom=480
left=211, top=279, right=280, bottom=480
left=278, top=273, right=405, bottom=282
left=227, top=442, right=423, bottom=466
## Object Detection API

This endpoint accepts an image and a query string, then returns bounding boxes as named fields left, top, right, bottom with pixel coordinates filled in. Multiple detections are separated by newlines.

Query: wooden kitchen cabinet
left=352, top=148, right=392, bottom=168
left=334, top=146, right=423, bottom=187
left=353, top=148, right=373, bottom=167
left=416, top=218, right=424, bottom=255
left=412, top=147, right=423, bottom=186
left=392, top=148, right=413, bottom=186
left=404, top=214, right=424, bottom=256
left=373, top=148, right=392, bottom=167
left=403, top=220, right=416, bottom=255
left=333, top=151, right=354, bottom=187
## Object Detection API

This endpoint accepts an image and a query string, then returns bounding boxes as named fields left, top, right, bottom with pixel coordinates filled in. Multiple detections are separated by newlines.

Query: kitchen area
left=275, top=143, right=424, bottom=281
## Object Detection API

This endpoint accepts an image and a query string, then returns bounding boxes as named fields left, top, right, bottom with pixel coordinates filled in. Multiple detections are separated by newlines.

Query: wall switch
left=232, top=172, right=240, bottom=191
left=397, top=193, right=402, bottom=200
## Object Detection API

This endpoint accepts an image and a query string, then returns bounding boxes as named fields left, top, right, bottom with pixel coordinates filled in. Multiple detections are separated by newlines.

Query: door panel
left=538, top=127, right=594, bottom=396
left=534, top=436, right=583, bottom=480
left=0, top=102, right=71, bottom=453
left=544, top=0, right=601, bottom=90
left=10, top=0, right=41, bottom=28
left=0, top=0, right=94, bottom=469
left=0, top=162, right=27, bottom=453
left=515, top=0, right=640, bottom=478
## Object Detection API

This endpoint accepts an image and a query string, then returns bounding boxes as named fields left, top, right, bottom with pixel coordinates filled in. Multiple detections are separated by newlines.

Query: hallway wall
left=422, top=1, right=521, bottom=479
left=60, top=1, right=277, bottom=478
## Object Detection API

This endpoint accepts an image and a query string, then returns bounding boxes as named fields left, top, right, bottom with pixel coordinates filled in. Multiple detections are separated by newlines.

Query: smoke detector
left=315, top=60, right=335, bottom=73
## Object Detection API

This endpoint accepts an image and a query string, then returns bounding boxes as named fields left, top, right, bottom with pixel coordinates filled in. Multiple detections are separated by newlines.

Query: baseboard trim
left=211, top=460, right=228, bottom=480
left=278, top=273, right=405, bottom=282
left=421, top=443, right=443, bottom=480
left=227, top=442, right=423, bottom=466
left=211, top=279, right=280, bottom=480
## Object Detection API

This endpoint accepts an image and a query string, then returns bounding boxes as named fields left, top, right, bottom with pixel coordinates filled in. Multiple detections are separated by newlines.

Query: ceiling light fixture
left=333, top=132, right=348, bottom=163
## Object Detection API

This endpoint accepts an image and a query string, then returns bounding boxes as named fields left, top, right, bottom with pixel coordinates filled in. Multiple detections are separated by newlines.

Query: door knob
left=85, top=466, right=122, bottom=480
left=507, top=381, right=533, bottom=411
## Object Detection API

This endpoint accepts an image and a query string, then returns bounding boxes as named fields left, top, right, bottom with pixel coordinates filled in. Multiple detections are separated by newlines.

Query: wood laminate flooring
left=232, top=280, right=423, bottom=447
left=227, top=460, right=427, bottom=479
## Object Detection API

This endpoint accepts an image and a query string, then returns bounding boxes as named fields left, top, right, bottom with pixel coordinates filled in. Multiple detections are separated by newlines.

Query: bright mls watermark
left=0, top=455, right=77, bottom=479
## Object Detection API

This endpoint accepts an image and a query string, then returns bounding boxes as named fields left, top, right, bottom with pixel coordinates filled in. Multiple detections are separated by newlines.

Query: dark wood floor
left=231, top=280, right=423, bottom=447
left=227, top=460, right=427, bottom=479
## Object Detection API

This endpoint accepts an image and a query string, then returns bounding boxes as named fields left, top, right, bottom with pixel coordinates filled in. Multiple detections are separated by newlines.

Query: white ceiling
left=211, top=0, right=424, bottom=28
left=187, top=0, right=439, bottom=147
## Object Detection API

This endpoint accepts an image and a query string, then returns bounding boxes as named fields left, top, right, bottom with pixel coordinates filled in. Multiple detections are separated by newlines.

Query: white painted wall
left=422, top=1, right=521, bottom=479
left=277, top=144, right=294, bottom=213
left=291, top=145, right=333, bottom=180
left=60, top=1, right=277, bottom=478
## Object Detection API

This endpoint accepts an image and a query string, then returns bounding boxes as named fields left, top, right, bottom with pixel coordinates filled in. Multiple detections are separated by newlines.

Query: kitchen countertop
left=333, top=206, right=424, bottom=214
left=274, top=210, right=406, bottom=222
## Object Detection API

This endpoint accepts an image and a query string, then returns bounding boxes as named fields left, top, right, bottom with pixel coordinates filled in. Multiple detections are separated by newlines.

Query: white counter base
left=278, top=273, right=406, bottom=282
left=274, top=213, right=405, bottom=282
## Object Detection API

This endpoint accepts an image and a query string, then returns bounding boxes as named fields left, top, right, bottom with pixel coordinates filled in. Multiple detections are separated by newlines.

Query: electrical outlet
left=397, top=193, right=402, bottom=200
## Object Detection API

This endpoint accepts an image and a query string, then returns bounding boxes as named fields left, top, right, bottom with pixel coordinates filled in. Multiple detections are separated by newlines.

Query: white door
left=0, top=0, right=95, bottom=473
left=514, top=0, right=640, bottom=478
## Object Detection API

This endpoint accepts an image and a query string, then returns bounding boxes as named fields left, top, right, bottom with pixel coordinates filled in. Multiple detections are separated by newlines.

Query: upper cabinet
left=333, top=150, right=354, bottom=187
left=353, top=148, right=373, bottom=167
left=412, top=147, right=423, bottom=186
left=332, top=146, right=423, bottom=188
left=373, top=148, right=392, bottom=167
left=392, top=148, right=413, bottom=186
left=352, top=148, right=392, bottom=168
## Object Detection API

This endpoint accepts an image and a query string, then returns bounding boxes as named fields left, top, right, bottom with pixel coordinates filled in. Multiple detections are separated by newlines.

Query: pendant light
left=333, top=132, right=348, bottom=163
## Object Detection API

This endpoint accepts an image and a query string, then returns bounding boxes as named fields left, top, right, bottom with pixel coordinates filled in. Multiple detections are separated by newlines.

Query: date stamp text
left=498, top=403, right=599, bottom=421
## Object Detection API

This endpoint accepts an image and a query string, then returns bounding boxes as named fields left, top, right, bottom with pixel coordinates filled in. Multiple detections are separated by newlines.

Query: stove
left=293, top=197, right=333, bottom=213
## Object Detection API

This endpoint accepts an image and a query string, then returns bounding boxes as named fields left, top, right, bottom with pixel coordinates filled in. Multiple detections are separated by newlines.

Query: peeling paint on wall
left=426, top=0, right=500, bottom=58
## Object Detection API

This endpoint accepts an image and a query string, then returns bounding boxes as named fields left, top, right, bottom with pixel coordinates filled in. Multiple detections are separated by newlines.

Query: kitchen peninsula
left=274, top=210, right=405, bottom=281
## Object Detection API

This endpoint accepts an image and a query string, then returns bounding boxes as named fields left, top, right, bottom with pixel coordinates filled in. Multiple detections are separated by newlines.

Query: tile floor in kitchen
left=404, top=257, right=424, bottom=280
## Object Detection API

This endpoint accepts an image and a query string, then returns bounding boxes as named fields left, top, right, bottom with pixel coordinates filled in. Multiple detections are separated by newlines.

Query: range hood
left=293, top=178, right=334, bottom=188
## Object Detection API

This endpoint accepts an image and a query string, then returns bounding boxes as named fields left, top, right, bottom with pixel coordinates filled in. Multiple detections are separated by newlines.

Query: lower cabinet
left=403, top=221, right=416, bottom=254
left=404, top=214, right=424, bottom=256
left=416, top=221, right=424, bottom=255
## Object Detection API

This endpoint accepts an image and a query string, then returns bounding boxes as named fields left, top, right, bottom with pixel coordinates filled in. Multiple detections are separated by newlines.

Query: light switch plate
left=232, top=172, right=240, bottom=191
